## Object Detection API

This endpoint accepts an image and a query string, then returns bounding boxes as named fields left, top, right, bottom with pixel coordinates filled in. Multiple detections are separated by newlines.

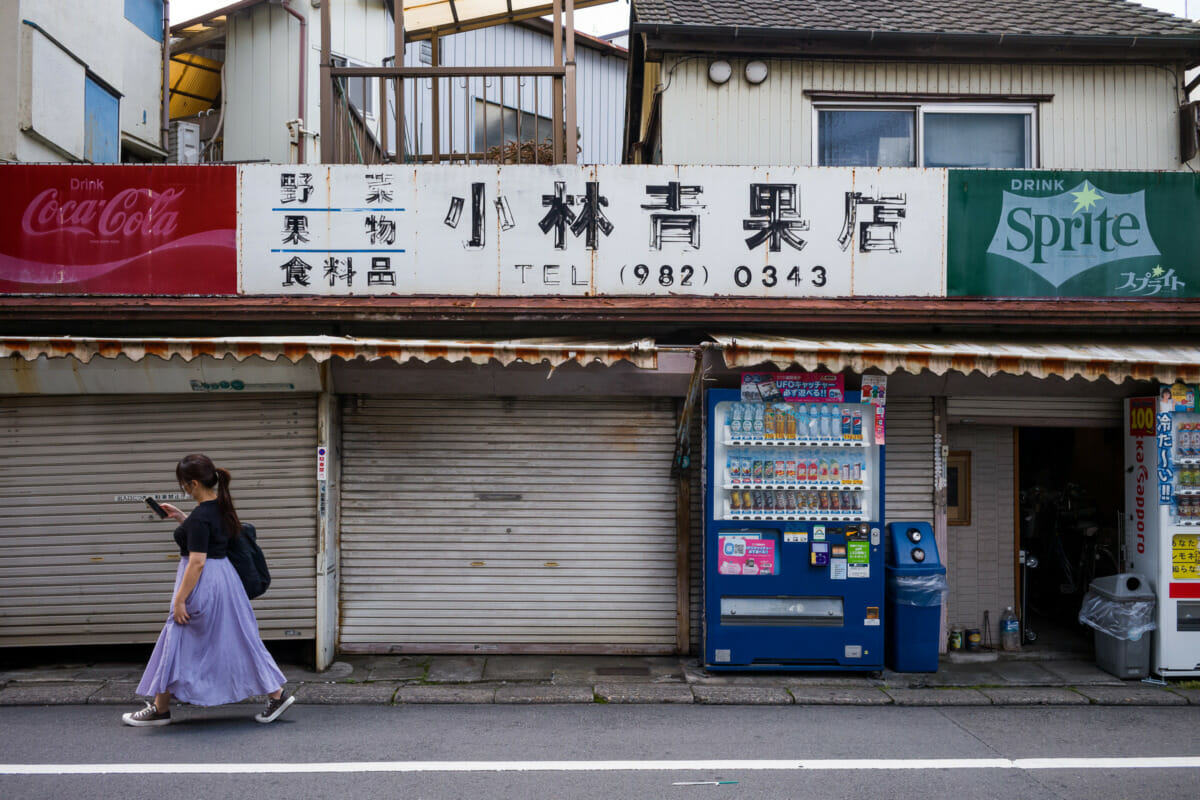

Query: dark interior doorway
left=1017, top=427, right=1123, bottom=651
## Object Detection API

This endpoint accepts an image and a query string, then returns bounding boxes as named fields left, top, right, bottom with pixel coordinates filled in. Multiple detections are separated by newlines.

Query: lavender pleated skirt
left=137, top=556, right=285, bottom=706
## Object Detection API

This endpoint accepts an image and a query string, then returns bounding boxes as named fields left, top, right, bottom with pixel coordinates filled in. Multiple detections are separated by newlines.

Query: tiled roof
left=631, top=0, right=1200, bottom=38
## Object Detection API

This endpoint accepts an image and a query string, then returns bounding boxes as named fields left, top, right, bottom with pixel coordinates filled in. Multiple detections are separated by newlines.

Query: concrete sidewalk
left=2, top=652, right=1198, bottom=708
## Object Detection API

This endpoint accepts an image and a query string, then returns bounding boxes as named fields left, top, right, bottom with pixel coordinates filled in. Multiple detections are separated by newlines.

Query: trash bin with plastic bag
left=1078, top=573, right=1156, bottom=679
left=885, top=522, right=949, bottom=672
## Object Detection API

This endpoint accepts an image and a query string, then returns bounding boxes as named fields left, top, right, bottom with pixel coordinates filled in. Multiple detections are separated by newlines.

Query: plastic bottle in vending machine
left=830, top=459, right=841, bottom=483
left=752, top=405, right=764, bottom=440
left=807, top=404, right=821, bottom=440
left=807, top=451, right=820, bottom=483
left=821, top=405, right=834, bottom=439
left=852, top=408, right=863, bottom=440
left=841, top=405, right=852, bottom=440
left=830, top=405, right=842, bottom=440
left=731, top=404, right=745, bottom=438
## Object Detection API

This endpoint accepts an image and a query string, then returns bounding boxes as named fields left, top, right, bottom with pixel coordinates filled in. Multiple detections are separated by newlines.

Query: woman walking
left=122, top=454, right=294, bottom=726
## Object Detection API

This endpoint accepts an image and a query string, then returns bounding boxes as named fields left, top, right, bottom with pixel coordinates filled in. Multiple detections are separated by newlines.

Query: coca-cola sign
left=0, top=165, right=236, bottom=294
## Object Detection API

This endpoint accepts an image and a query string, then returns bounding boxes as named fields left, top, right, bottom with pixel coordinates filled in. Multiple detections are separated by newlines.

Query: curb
left=1, top=675, right=1197, bottom=707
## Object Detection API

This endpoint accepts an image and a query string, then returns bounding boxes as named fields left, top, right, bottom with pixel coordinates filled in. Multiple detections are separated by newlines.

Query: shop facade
left=5, top=161, right=1200, bottom=666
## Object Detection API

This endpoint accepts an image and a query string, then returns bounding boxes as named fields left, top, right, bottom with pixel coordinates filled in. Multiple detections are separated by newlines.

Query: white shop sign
left=238, top=165, right=946, bottom=298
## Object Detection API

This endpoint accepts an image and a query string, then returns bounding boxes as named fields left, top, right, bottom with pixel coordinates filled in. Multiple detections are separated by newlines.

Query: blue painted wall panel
left=84, top=77, right=121, bottom=163
left=124, top=0, right=164, bottom=42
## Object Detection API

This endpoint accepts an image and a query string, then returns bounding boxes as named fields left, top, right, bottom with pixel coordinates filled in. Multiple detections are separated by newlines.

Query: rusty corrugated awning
left=0, top=336, right=657, bottom=369
left=712, top=335, right=1200, bottom=384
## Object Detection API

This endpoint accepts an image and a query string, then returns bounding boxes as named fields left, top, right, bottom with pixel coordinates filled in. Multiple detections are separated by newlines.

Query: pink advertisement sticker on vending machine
left=718, top=535, right=776, bottom=576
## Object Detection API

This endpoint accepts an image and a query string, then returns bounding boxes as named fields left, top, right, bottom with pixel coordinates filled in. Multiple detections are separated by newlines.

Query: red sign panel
left=0, top=165, right=237, bottom=295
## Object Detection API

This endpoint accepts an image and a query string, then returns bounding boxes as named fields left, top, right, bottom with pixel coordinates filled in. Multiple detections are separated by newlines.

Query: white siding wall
left=0, top=0, right=163, bottom=162
left=661, top=58, right=1185, bottom=170
left=119, top=10, right=164, bottom=151
left=402, top=24, right=628, bottom=164
left=946, top=425, right=1017, bottom=643
left=225, top=1, right=388, bottom=163
left=225, top=4, right=303, bottom=163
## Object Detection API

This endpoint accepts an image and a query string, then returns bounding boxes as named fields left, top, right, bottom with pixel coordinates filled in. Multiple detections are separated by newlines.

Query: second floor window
left=816, top=103, right=1036, bottom=168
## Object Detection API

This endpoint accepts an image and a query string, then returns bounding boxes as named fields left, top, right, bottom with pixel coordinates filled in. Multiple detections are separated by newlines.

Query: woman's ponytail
left=215, top=467, right=241, bottom=539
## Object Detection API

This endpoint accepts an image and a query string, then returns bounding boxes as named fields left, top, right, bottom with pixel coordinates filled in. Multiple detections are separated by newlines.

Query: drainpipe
left=278, top=0, right=308, bottom=162
left=162, top=0, right=171, bottom=152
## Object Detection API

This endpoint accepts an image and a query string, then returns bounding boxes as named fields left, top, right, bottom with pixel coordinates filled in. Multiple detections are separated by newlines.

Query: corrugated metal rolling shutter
left=947, top=397, right=1121, bottom=427
left=0, top=394, right=318, bottom=647
left=885, top=398, right=936, bottom=523
left=340, top=396, right=678, bottom=653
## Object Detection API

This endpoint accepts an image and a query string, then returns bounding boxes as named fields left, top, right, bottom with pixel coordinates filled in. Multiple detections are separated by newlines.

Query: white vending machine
left=1124, top=396, right=1200, bottom=676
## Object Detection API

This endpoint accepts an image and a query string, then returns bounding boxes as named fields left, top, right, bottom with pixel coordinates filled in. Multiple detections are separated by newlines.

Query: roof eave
left=632, top=22, right=1200, bottom=65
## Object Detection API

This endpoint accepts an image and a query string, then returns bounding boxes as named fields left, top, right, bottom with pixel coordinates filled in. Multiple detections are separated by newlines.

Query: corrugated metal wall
left=884, top=397, right=936, bottom=524
left=947, top=397, right=1122, bottom=427
left=661, top=58, right=1182, bottom=170
left=225, top=3, right=302, bottom=163
left=403, top=23, right=628, bottom=164
left=0, top=395, right=319, bottom=647
left=339, top=396, right=678, bottom=653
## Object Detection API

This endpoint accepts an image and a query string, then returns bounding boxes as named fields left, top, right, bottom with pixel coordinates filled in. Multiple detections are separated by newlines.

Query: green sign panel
left=847, top=541, right=870, bottom=565
left=947, top=171, right=1200, bottom=298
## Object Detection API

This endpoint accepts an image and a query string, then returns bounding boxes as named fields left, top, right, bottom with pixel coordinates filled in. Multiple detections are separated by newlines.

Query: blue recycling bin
left=885, top=521, right=948, bottom=673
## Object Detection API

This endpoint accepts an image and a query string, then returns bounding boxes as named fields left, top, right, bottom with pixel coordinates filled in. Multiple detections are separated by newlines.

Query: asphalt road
left=2, top=703, right=1199, bottom=799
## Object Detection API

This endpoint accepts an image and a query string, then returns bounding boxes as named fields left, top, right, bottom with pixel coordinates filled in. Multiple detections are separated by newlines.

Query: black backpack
left=228, top=522, right=271, bottom=599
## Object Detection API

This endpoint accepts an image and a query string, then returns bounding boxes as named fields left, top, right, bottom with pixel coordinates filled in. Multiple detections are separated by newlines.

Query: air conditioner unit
left=1180, top=101, right=1200, bottom=163
left=168, top=120, right=201, bottom=164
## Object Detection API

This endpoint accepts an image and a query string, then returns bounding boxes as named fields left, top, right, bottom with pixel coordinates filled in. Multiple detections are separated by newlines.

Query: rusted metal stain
left=0, top=336, right=656, bottom=369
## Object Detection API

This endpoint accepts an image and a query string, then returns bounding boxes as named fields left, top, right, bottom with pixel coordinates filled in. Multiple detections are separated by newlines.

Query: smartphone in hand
left=145, top=496, right=168, bottom=519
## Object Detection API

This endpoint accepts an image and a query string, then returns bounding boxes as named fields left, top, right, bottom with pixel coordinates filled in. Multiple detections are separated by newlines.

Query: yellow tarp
left=169, top=52, right=222, bottom=119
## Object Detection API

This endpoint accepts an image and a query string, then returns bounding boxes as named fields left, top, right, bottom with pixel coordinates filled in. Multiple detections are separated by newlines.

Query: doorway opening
left=1017, top=426, right=1123, bottom=652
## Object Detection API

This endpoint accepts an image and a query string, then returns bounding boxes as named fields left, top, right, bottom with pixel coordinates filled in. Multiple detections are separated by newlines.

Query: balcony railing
left=327, top=66, right=577, bottom=165
left=320, top=2, right=581, bottom=166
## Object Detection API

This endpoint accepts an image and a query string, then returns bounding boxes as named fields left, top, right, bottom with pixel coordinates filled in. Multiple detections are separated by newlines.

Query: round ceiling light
left=745, top=60, right=768, bottom=84
left=707, top=60, right=732, bottom=85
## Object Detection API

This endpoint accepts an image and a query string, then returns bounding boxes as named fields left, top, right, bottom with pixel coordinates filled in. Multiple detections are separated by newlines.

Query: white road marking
left=3, top=757, right=1200, bottom=775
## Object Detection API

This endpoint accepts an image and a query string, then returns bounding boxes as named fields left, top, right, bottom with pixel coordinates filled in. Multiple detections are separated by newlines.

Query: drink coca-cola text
left=21, top=187, right=182, bottom=240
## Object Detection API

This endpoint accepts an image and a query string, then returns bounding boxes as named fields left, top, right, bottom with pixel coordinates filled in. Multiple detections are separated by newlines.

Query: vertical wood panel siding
left=662, top=58, right=1181, bottom=169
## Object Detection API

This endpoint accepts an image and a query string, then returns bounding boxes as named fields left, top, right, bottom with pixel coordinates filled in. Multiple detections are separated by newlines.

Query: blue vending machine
left=704, top=388, right=886, bottom=671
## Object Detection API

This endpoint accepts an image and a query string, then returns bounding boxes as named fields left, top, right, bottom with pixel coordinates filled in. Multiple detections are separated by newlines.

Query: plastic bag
left=1077, top=591, right=1156, bottom=641
left=886, top=572, right=948, bottom=607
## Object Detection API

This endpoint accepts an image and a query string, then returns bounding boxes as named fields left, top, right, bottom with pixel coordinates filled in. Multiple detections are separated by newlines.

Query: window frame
left=472, top=97, right=556, bottom=154
left=330, top=54, right=375, bottom=118
left=812, top=101, right=1039, bottom=168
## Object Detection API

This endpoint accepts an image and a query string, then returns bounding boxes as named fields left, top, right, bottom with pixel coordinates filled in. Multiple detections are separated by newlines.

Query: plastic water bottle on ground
left=1000, top=606, right=1021, bottom=651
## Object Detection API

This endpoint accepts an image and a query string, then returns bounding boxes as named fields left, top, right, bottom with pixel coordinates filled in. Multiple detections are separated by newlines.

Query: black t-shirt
left=173, top=500, right=230, bottom=558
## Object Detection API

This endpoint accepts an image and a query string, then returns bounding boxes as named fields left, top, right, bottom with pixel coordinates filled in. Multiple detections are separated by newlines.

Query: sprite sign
left=948, top=171, right=1200, bottom=298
